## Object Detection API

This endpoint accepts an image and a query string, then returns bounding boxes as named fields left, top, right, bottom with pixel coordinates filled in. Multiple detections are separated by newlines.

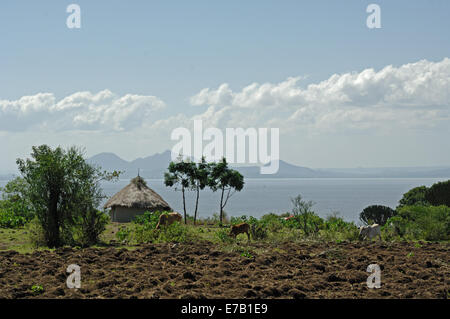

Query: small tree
left=189, top=157, right=209, bottom=225
left=359, top=205, right=396, bottom=226
left=208, top=158, right=244, bottom=225
left=16, top=145, right=120, bottom=247
left=425, top=180, right=450, bottom=207
left=164, top=157, right=192, bottom=224
left=291, top=194, right=319, bottom=236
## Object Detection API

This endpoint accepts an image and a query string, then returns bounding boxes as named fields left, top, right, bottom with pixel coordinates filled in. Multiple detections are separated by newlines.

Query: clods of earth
left=0, top=241, right=448, bottom=299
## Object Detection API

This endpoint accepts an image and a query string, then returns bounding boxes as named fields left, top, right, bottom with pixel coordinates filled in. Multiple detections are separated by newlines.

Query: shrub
left=156, top=222, right=198, bottom=243
left=73, top=209, right=110, bottom=247
left=0, top=209, right=28, bottom=228
left=124, top=216, right=198, bottom=244
left=215, top=228, right=234, bottom=244
left=26, top=217, right=46, bottom=247
left=290, top=194, right=322, bottom=236
left=388, top=205, right=450, bottom=241
left=425, top=180, right=450, bottom=207
left=397, top=186, right=429, bottom=209
left=130, top=223, right=158, bottom=243
left=133, top=211, right=165, bottom=227
left=359, top=205, right=396, bottom=226
left=230, top=215, right=248, bottom=225
left=0, top=177, right=34, bottom=228
left=320, top=213, right=359, bottom=241
left=250, top=223, right=268, bottom=240
left=116, top=226, right=131, bottom=243
left=260, top=213, right=284, bottom=233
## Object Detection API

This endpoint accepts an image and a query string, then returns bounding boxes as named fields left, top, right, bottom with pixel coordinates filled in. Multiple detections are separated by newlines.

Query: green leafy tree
left=208, top=158, right=244, bottom=225
left=16, top=145, right=120, bottom=247
left=425, top=180, right=450, bottom=207
left=359, top=205, right=396, bottom=226
left=189, top=157, right=209, bottom=225
left=164, top=157, right=192, bottom=224
left=0, top=177, right=34, bottom=228
left=397, top=186, right=429, bottom=209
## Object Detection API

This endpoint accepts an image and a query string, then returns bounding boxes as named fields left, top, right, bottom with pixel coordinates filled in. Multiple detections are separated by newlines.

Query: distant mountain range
left=86, top=150, right=450, bottom=179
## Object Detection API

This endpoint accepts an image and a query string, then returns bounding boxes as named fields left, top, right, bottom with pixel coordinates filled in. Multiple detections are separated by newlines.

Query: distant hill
left=87, top=150, right=450, bottom=179
left=88, top=152, right=130, bottom=171
left=88, top=150, right=174, bottom=178
left=235, top=160, right=347, bottom=178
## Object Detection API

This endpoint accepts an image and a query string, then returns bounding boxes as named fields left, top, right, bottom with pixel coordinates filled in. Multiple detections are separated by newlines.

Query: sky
left=0, top=0, right=449, bottom=173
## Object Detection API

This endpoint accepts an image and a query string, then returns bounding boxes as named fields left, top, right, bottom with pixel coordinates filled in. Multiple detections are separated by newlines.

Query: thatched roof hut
left=104, top=176, right=172, bottom=222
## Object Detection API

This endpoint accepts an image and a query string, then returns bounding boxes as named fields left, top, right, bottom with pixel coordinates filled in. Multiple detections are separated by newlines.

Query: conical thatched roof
left=104, top=176, right=172, bottom=211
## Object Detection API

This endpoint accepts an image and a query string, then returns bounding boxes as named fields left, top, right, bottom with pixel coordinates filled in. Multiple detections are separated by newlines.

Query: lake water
left=1, top=177, right=448, bottom=223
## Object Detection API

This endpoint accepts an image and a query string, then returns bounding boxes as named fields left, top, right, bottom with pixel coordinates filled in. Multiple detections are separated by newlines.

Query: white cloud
left=1, top=58, right=449, bottom=170
left=189, top=58, right=450, bottom=133
left=0, top=90, right=165, bottom=132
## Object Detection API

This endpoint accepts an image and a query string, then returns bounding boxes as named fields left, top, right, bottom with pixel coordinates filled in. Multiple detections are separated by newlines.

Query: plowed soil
left=0, top=241, right=448, bottom=299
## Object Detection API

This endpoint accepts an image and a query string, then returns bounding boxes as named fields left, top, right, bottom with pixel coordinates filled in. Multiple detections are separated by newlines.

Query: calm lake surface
left=1, top=177, right=448, bottom=223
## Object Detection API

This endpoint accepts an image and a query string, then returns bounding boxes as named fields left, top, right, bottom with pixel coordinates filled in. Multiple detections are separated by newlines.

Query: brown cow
left=229, top=222, right=251, bottom=240
left=155, top=212, right=182, bottom=229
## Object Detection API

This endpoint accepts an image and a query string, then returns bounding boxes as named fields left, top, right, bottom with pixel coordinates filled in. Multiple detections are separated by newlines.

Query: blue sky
left=1, top=1, right=449, bottom=172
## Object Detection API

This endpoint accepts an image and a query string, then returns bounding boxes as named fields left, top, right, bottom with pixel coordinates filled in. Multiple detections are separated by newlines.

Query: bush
left=320, top=213, right=360, bottom=241
left=388, top=205, right=450, bottom=241
left=215, top=228, right=234, bottom=244
left=397, top=186, right=429, bottom=209
left=116, top=225, right=131, bottom=242
left=359, top=205, right=396, bottom=226
left=157, top=222, right=198, bottom=243
left=425, top=180, right=450, bottom=207
left=0, top=177, right=34, bottom=228
left=26, top=217, right=46, bottom=247
left=73, top=209, right=110, bottom=247
left=0, top=209, right=28, bottom=228
left=290, top=194, right=322, bottom=236
left=133, top=211, right=165, bottom=227
left=230, top=215, right=248, bottom=225
left=122, top=212, right=197, bottom=244
left=260, top=213, right=284, bottom=233
left=250, top=223, right=268, bottom=240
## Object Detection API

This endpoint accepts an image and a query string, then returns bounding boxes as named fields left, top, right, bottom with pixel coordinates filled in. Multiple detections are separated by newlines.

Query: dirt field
left=0, top=241, right=448, bottom=299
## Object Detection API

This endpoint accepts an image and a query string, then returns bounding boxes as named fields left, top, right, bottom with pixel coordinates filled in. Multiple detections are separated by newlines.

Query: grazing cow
left=283, top=215, right=295, bottom=221
left=229, top=222, right=251, bottom=240
left=155, top=212, right=182, bottom=229
left=359, top=224, right=381, bottom=240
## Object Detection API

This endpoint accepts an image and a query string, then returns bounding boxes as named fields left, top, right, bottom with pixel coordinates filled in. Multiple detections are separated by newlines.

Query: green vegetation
left=208, top=158, right=244, bottom=225
left=359, top=205, right=396, bottom=226
left=386, top=205, right=450, bottom=241
left=0, top=177, right=34, bottom=228
left=425, top=180, right=450, bottom=207
left=0, top=145, right=121, bottom=249
left=164, top=157, right=244, bottom=226
left=116, top=210, right=200, bottom=244
left=31, top=285, right=44, bottom=295
left=397, top=186, right=429, bottom=209
left=1, top=150, right=449, bottom=254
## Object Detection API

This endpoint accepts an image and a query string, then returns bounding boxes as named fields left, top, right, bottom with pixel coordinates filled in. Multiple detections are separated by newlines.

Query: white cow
left=359, top=224, right=381, bottom=240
